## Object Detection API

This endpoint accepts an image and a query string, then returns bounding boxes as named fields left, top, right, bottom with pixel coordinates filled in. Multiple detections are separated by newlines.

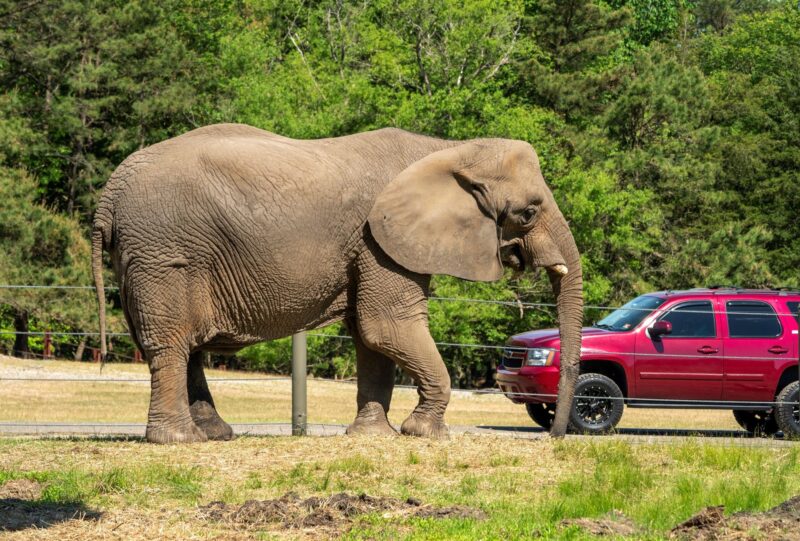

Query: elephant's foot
left=190, top=400, right=235, bottom=441
left=346, top=418, right=398, bottom=436
left=346, top=402, right=398, bottom=436
left=145, top=421, right=208, bottom=444
left=400, top=413, right=449, bottom=440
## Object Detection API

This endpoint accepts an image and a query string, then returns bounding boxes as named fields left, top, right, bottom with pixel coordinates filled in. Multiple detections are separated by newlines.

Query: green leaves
left=1, top=0, right=799, bottom=378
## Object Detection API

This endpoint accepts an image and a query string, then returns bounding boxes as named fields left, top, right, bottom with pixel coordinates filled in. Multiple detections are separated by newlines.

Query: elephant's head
left=368, top=139, right=583, bottom=437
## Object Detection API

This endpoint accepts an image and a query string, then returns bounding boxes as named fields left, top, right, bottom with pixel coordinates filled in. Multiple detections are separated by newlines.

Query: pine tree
left=0, top=0, right=211, bottom=222
left=521, top=0, right=631, bottom=121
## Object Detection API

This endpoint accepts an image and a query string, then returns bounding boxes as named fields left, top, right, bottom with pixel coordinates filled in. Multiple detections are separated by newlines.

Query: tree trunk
left=13, top=309, right=30, bottom=358
left=74, top=337, right=86, bottom=361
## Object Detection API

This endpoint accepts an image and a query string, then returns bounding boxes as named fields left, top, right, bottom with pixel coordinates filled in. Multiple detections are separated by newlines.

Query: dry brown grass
left=0, top=434, right=557, bottom=540
left=0, top=355, right=740, bottom=431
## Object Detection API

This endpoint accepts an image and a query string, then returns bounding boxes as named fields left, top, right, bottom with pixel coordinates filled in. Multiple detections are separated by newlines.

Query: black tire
left=775, top=381, right=800, bottom=438
left=732, top=410, right=778, bottom=436
left=526, top=402, right=556, bottom=429
left=569, top=373, right=624, bottom=435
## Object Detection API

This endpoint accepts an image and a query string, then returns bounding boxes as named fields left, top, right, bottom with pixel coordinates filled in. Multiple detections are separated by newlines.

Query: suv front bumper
left=496, top=365, right=560, bottom=404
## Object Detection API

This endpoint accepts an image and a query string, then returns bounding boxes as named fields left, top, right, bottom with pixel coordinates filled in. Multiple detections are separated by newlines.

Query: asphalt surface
left=0, top=422, right=797, bottom=447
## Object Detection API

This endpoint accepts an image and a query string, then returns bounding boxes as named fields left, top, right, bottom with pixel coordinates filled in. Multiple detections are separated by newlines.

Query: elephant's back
left=103, top=124, right=379, bottom=334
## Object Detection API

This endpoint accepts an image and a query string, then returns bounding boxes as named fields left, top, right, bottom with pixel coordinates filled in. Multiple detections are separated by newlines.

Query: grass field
left=1, top=435, right=799, bottom=539
left=0, top=355, right=741, bottom=431
left=2, top=355, right=797, bottom=540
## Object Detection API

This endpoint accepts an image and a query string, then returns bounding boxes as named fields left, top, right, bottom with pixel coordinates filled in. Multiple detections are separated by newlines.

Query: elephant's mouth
left=500, top=241, right=526, bottom=272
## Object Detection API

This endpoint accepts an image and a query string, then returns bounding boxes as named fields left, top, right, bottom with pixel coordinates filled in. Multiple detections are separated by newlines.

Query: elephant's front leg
left=345, top=321, right=398, bottom=436
left=146, top=347, right=208, bottom=444
left=187, top=352, right=235, bottom=441
left=355, top=239, right=450, bottom=439
left=358, top=318, right=451, bottom=439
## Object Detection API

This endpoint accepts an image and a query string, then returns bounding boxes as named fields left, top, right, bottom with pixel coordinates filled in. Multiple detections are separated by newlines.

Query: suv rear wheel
left=732, top=410, right=778, bottom=436
left=525, top=402, right=556, bottom=429
left=775, top=382, right=800, bottom=438
left=569, top=373, right=624, bottom=434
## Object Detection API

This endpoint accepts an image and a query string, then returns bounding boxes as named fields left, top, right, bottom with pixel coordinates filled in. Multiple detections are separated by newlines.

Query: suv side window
left=658, top=301, right=716, bottom=338
left=788, top=301, right=799, bottom=318
left=726, top=301, right=781, bottom=338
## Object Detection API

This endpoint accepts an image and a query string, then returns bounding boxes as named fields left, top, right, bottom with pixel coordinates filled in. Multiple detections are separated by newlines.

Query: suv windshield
left=594, top=295, right=666, bottom=332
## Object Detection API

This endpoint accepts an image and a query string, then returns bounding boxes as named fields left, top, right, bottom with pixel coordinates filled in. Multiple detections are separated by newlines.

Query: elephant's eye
left=521, top=206, right=537, bottom=223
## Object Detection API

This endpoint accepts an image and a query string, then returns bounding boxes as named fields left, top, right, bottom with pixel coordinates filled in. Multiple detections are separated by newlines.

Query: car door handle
left=697, top=346, right=719, bottom=354
left=768, top=346, right=788, bottom=354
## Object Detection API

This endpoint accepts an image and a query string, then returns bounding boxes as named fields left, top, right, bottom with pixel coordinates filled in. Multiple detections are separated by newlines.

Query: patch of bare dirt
left=198, top=492, right=487, bottom=533
left=671, top=495, right=800, bottom=540
left=562, top=496, right=800, bottom=540
left=0, top=478, right=43, bottom=500
left=561, top=511, right=640, bottom=537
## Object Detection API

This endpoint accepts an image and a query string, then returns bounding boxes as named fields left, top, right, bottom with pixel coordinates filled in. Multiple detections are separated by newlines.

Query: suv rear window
left=788, top=301, right=799, bottom=317
left=727, top=301, right=781, bottom=338
left=659, top=301, right=715, bottom=338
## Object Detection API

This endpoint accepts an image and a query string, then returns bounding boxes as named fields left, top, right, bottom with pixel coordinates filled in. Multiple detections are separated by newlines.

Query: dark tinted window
left=788, top=302, right=799, bottom=318
left=595, top=295, right=666, bottom=332
left=659, top=301, right=715, bottom=338
left=727, top=301, right=781, bottom=338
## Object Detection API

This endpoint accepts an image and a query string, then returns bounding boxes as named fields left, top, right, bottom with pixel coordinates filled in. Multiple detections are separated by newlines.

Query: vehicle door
left=634, top=300, right=723, bottom=400
left=722, top=298, right=795, bottom=403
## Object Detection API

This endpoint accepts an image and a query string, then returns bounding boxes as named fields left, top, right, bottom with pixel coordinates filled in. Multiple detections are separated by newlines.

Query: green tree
left=521, top=0, right=631, bottom=121
left=0, top=166, right=95, bottom=356
left=699, top=5, right=800, bottom=284
left=0, top=0, right=213, bottom=221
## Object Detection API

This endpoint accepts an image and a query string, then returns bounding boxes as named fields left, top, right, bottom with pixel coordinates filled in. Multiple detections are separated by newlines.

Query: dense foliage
left=1, top=0, right=797, bottom=386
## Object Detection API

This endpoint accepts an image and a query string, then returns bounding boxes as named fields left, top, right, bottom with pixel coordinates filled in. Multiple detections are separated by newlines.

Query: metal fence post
left=292, top=331, right=308, bottom=436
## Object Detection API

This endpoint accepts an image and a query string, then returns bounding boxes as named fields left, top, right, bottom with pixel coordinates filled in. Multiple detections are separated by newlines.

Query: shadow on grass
left=0, top=498, right=102, bottom=531
left=57, top=435, right=145, bottom=443
left=476, top=425, right=766, bottom=439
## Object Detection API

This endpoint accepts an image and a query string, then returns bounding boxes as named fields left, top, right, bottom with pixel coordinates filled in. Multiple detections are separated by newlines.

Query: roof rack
left=705, top=285, right=800, bottom=295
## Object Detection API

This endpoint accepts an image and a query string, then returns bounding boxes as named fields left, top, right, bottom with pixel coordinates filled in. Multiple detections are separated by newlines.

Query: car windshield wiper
left=594, top=323, right=614, bottom=330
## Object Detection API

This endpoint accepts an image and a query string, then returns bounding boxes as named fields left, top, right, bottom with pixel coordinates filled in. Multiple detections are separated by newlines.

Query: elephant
left=91, top=124, right=583, bottom=443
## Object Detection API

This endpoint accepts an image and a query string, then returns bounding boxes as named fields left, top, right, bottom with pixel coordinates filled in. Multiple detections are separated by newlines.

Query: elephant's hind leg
left=128, top=265, right=207, bottom=443
left=345, top=321, right=398, bottom=437
left=187, top=352, right=235, bottom=441
left=145, top=346, right=208, bottom=444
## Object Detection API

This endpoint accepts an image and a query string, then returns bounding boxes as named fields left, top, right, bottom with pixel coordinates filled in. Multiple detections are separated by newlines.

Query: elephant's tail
left=92, top=226, right=107, bottom=366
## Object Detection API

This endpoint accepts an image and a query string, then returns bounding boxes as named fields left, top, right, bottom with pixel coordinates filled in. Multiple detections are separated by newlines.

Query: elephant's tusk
left=550, top=264, right=568, bottom=275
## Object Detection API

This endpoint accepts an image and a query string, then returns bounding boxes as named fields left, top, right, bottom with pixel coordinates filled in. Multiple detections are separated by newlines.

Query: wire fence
left=2, top=283, right=799, bottom=316
left=1, top=283, right=799, bottom=441
left=2, top=329, right=798, bottom=362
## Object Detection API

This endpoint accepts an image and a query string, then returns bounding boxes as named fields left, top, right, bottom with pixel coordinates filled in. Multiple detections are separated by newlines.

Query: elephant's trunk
left=544, top=217, right=583, bottom=438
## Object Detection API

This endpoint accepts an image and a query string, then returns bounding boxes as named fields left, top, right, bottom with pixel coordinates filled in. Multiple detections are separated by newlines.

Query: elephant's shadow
left=0, top=498, right=102, bottom=531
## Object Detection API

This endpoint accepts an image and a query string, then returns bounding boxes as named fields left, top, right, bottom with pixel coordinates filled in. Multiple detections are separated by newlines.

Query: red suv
left=496, top=287, right=800, bottom=436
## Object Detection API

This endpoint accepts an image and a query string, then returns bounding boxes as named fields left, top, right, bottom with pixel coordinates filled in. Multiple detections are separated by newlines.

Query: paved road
left=0, top=422, right=796, bottom=447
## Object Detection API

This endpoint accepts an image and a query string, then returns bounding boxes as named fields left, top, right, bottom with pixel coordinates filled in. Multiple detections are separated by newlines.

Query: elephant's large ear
left=368, top=143, right=502, bottom=281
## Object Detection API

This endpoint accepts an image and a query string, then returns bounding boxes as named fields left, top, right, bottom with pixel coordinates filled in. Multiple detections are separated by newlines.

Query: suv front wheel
left=732, top=410, right=779, bottom=436
left=775, top=382, right=800, bottom=438
left=569, top=373, right=624, bottom=434
left=525, top=402, right=556, bottom=429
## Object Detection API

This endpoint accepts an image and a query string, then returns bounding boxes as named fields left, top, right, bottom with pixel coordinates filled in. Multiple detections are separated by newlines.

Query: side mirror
left=649, top=320, right=672, bottom=340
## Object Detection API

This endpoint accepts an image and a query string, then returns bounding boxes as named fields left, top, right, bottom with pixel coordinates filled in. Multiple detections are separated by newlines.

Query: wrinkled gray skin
left=92, top=124, right=583, bottom=443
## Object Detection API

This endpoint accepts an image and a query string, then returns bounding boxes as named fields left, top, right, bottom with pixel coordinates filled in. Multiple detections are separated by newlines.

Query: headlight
left=525, top=348, right=556, bottom=366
